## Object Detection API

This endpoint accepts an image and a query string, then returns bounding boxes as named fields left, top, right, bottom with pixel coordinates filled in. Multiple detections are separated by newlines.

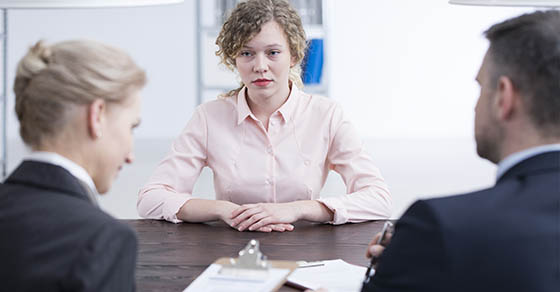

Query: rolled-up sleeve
left=317, top=105, right=392, bottom=224
left=137, top=106, right=208, bottom=223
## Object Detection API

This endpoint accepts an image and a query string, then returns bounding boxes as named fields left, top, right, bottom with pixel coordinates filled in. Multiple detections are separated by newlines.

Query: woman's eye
left=269, top=50, right=280, bottom=56
left=240, top=51, right=252, bottom=57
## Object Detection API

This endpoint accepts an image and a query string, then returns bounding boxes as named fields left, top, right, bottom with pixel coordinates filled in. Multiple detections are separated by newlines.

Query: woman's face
left=93, top=92, right=142, bottom=194
left=235, top=20, right=294, bottom=103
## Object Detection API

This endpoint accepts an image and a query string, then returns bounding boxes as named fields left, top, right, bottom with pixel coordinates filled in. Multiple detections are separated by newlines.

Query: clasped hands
left=225, top=202, right=300, bottom=232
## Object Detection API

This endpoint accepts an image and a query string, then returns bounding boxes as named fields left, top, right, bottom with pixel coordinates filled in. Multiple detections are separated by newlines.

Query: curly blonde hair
left=14, top=40, right=146, bottom=148
left=215, top=0, right=307, bottom=97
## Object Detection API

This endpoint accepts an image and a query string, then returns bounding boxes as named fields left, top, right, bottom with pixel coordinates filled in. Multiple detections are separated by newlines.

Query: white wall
left=8, top=1, right=197, bottom=141
left=330, top=1, right=530, bottom=139
left=5, top=0, right=536, bottom=219
left=326, top=1, right=533, bottom=217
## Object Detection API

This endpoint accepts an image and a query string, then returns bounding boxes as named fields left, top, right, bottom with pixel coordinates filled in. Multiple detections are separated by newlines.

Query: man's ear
left=495, top=76, right=516, bottom=121
left=87, top=99, right=106, bottom=139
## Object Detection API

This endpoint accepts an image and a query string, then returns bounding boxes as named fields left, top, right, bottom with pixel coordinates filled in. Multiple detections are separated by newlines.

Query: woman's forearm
left=292, top=200, right=334, bottom=223
left=177, top=198, right=239, bottom=223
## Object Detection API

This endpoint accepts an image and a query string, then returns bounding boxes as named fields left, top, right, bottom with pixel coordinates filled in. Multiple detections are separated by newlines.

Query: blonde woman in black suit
left=0, top=40, right=146, bottom=292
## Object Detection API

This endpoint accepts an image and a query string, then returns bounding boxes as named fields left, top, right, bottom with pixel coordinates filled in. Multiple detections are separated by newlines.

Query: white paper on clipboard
left=183, top=263, right=291, bottom=292
left=287, top=259, right=367, bottom=292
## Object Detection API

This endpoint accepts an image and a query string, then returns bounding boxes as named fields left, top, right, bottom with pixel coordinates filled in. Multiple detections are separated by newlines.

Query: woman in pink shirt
left=138, top=0, right=392, bottom=232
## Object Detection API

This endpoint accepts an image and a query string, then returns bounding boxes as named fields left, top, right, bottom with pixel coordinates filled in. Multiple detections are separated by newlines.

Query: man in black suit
left=362, top=10, right=560, bottom=292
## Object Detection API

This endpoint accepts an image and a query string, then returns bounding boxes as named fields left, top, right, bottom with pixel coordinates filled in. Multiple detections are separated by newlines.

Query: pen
left=296, top=261, right=325, bottom=268
left=362, top=221, right=393, bottom=286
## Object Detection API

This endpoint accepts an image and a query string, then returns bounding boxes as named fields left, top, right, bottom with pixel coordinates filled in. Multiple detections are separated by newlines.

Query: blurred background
left=3, top=0, right=535, bottom=219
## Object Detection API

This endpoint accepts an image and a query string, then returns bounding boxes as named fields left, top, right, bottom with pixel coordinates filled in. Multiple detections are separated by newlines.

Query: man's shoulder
left=402, top=186, right=507, bottom=229
left=406, top=173, right=553, bottom=235
left=423, top=161, right=557, bottom=216
left=423, top=187, right=496, bottom=210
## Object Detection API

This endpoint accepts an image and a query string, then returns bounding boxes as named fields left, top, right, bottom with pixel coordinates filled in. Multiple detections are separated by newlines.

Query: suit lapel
left=4, top=160, right=91, bottom=203
left=498, top=151, right=560, bottom=183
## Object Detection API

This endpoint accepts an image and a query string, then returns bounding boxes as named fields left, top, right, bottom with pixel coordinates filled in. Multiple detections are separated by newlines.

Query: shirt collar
left=496, top=143, right=560, bottom=181
left=236, top=85, right=300, bottom=125
left=276, top=85, right=299, bottom=123
left=25, top=151, right=98, bottom=196
left=237, top=87, right=255, bottom=125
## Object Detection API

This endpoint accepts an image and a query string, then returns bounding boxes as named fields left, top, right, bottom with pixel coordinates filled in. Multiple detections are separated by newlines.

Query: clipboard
left=184, top=239, right=298, bottom=292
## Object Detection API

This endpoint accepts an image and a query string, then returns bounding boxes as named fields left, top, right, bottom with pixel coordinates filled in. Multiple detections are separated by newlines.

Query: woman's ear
left=87, top=99, right=106, bottom=140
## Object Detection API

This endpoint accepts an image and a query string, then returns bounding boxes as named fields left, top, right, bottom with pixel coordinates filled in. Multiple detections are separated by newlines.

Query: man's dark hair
left=485, top=10, right=560, bottom=137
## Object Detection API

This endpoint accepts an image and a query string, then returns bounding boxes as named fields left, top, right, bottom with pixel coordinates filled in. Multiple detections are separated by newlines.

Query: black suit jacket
left=0, top=161, right=137, bottom=292
left=364, top=151, right=560, bottom=292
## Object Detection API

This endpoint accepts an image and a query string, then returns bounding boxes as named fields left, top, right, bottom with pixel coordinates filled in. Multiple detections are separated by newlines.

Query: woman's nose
left=253, top=54, right=268, bottom=73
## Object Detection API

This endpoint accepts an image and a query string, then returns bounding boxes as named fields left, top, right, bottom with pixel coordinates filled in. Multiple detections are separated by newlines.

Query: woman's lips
left=252, top=79, right=272, bottom=87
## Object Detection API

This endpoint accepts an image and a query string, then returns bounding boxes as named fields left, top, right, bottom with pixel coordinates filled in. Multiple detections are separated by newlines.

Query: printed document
left=287, top=259, right=367, bottom=292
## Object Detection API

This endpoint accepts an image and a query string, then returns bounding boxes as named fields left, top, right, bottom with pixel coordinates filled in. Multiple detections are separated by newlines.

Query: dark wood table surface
left=125, top=220, right=386, bottom=292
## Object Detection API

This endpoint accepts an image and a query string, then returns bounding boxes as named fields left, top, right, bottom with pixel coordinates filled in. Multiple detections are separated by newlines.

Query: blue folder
left=302, top=38, right=324, bottom=85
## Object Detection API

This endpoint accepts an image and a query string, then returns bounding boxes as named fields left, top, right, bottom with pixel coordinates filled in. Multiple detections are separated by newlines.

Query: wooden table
left=125, top=220, right=386, bottom=292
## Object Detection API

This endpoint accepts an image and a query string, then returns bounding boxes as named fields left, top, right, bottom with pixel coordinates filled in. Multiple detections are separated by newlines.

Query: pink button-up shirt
left=138, top=86, right=392, bottom=224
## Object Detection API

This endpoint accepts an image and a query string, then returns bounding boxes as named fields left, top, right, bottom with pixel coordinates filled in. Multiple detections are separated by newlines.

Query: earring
left=96, top=130, right=103, bottom=138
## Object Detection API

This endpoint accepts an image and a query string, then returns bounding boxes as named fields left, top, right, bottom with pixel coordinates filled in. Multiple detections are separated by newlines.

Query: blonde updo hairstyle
left=14, top=40, right=146, bottom=149
left=215, top=0, right=307, bottom=97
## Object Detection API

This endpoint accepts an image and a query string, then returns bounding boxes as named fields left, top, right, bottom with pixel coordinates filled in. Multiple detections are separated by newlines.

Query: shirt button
left=307, top=188, right=313, bottom=195
left=267, top=147, right=273, bottom=154
left=304, top=160, right=310, bottom=166
left=265, top=179, right=271, bottom=185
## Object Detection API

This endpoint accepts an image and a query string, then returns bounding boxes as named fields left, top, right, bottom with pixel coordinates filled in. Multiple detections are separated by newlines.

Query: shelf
left=304, top=25, right=325, bottom=39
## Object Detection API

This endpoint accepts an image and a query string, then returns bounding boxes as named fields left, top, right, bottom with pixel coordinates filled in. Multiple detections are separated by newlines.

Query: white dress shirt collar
left=496, top=143, right=560, bottom=181
left=25, top=151, right=98, bottom=196
left=236, top=84, right=300, bottom=125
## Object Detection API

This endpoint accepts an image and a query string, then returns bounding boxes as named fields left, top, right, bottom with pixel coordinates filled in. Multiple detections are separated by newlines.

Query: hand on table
left=248, top=223, right=295, bottom=232
left=230, top=202, right=300, bottom=232
left=219, top=201, right=294, bottom=232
